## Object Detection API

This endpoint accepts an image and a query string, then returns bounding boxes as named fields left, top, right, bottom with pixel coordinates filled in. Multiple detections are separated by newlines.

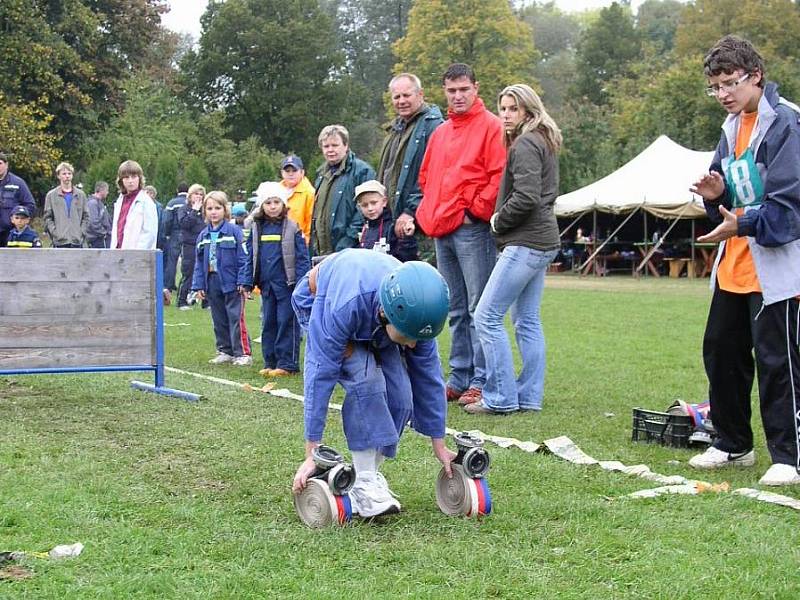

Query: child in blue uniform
left=355, top=180, right=417, bottom=261
left=191, top=191, right=254, bottom=366
left=249, top=182, right=310, bottom=377
left=7, top=206, right=42, bottom=248
left=290, top=249, right=456, bottom=517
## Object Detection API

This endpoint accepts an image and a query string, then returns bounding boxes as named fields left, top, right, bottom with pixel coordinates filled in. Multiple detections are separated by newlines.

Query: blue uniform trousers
left=260, top=284, right=301, bottom=371
left=207, top=273, right=248, bottom=357
left=164, top=239, right=181, bottom=291
left=339, top=344, right=413, bottom=459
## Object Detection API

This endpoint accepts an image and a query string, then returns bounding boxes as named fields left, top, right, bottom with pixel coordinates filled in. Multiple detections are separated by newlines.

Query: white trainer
left=759, top=463, right=800, bottom=486
left=208, top=352, right=233, bottom=364
left=232, top=355, right=253, bottom=366
left=348, top=471, right=401, bottom=517
left=179, top=305, right=192, bottom=311
left=688, top=446, right=755, bottom=469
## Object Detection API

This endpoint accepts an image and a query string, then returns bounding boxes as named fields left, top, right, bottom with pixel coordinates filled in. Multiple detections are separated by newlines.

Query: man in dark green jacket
left=311, top=125, right=375, bottom=257
left=377, top=73, right=444, bottom=262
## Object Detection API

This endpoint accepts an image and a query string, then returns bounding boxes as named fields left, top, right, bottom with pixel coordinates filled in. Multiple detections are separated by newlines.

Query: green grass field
left=2, top=275, right=799, bottom=598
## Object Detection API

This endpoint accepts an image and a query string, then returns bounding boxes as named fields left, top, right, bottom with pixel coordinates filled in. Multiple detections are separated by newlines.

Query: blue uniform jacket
left=1, top=172, right=36, bottom=234
left=7, top=225, right=42, bottom=248
left=360, top=206, right=417, bottom=262
left=255, top=218, right=311, bottom=292
left=191, top=221, right=253, bottom=294
left=296, top=249, right=446, bottom=442
left=162, top=194, right=187, bottom=246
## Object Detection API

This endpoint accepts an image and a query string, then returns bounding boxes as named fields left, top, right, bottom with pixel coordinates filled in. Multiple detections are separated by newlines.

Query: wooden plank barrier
left=0, top=249, right=199, bottom=401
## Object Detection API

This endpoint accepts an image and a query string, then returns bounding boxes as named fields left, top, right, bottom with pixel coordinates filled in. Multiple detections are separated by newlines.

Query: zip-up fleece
left=707, top=81, right=800, bottom=304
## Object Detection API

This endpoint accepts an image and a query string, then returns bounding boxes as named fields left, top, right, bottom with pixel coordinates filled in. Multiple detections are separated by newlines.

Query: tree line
left=3, top=0, right=800, bottom=201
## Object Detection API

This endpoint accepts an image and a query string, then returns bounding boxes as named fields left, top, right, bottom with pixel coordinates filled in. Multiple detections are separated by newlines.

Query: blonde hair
left=55, top=161, right=74, bottom=176
left=187, top=183, right=206, bottom=197
left=497, top=84, right=562, bottom=153
left=203, top=190, right=230, bottom=222
left=116, top=160, right=145, bottom=193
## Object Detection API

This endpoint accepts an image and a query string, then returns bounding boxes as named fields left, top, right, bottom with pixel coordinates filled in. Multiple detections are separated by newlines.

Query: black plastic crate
left=631, top=408, right=693, bottom=448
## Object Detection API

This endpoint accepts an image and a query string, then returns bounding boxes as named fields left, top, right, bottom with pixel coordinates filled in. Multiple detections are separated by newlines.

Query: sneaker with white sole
left=759, top=463, right=800, bottom=486
left=348, top=471, right=401, bottom=517
left=208, top=352, right=233, bottom=364
left=688, top=446, right=755, bottom=469
left=232, top=355, right=253, bottom=366
left=179, top=305, right=192, bottom=311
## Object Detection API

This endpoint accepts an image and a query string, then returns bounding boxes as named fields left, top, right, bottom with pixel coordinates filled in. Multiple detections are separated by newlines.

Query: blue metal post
left=154, top=249, right=165, bottom=388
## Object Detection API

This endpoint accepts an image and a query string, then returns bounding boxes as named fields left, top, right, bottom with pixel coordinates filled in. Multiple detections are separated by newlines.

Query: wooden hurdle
left=0, top=249, right=199, bottom=402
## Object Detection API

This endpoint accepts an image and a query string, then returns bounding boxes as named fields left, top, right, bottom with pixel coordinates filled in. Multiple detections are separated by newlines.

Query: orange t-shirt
left=716, top=111, right=761, bottom=294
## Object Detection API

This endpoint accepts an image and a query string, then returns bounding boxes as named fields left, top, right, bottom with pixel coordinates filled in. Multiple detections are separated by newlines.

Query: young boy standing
left=7, top=205, right=42, bottom=248
left=355, top=180, right=417, bottom=262
left=689, top=35, right=800, bottom=486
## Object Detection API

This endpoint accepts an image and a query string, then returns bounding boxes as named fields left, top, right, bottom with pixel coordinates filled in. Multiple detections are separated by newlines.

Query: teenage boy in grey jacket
left=43, top=161, right=88, bottom=248
left=689, top=35, right=800, bottom=486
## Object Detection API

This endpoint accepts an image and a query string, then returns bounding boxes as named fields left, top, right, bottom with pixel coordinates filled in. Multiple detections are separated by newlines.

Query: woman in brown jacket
left=466, top=84, right=562, bottom=415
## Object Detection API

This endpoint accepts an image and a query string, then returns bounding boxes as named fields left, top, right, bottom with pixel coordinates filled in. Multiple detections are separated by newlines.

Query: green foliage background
left=4, top=0, right=800, bottom=201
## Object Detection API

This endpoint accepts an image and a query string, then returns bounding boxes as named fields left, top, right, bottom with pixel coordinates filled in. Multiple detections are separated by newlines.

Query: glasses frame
left=705, top=73, right=750, bottom=97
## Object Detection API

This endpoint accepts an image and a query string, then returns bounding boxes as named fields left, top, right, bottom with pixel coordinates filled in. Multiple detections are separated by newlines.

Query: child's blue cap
left=231, top=202, right=248, bottom=217
left=12, top=205, right=31, bottom=218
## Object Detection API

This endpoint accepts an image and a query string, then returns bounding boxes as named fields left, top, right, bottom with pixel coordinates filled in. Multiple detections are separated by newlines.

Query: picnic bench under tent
left=555, top=135, right=716, bottom=276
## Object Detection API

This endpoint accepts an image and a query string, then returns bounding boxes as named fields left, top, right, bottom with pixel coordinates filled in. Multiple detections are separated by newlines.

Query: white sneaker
left=759, top=463, right=800, bottom=486
left=688, top=446, right=755, bottom=469
left=232, top=355, right=253, bottom=366
left=253, top=336, right=262, bottom=344
left=179, top=305, right=192, bottom=311
left=208, top=352, right=233, bottom=364
left=348, top=471, right=401, bottom=517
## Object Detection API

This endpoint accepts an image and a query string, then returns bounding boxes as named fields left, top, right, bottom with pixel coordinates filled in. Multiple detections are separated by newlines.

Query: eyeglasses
left=705, top=73, right=750, bottom=97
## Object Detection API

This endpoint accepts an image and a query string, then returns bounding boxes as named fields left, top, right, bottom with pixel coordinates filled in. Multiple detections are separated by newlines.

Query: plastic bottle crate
left=631, top=408, right=693, bottom=448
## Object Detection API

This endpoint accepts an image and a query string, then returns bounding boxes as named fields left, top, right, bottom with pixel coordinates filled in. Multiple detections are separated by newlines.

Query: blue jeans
left=475, top=246, right=558, bottom=411
left=434, top=221, right=497, bottom=391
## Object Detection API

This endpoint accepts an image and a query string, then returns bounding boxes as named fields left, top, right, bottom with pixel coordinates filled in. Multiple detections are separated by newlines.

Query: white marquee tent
left=555, top=135, right=715, bottom=220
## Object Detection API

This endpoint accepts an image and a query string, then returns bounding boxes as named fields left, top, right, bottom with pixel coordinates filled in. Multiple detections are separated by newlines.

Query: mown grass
left=2, top=275, right=799, bottom=599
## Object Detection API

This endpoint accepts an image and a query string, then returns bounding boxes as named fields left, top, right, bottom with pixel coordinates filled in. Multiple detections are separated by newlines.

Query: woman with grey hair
left=310, top=124, right=375, bottom=258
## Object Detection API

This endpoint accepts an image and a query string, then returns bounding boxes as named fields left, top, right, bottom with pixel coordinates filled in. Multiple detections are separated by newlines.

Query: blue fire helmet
left=231, top=202, right=248, bottom=217
left=379, top=261, right=450, bottom=340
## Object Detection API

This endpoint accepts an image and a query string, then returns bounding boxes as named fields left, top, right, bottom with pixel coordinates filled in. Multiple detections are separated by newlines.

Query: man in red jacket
left=417, top=63, right=506, bottom=406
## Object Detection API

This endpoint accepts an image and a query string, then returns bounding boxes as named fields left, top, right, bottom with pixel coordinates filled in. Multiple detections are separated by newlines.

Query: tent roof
left=555, top=135, right=715, bottom=219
